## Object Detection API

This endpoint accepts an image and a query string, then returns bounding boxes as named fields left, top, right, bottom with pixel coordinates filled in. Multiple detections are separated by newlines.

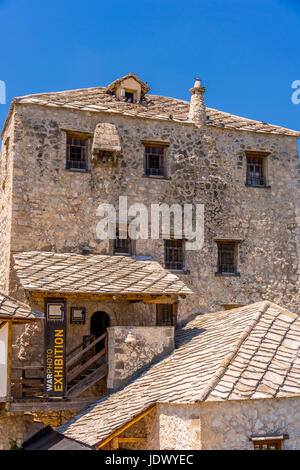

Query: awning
left=92, top=122, right=121, bottom=157
left=13, top=251, right=192, bottom=297
left=0, top=291, right=43, bottom=323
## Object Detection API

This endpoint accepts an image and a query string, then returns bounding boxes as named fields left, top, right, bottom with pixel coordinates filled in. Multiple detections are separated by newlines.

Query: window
left=156, top=303, right=177, bottom=326
left=165, top=239, right=184, bottom=270
left=246, top=154, right=266, bottom=187
left=125, top=91, right=134, bottom=102
left=217, top=241, right=238, bottom=275
left=113, top=226, right=132, bottom=255
left=66, top=134, right=89, bottom=170
left=253, top=439, right=283, bottom=450
left=144, top=145, right=166, bottom=177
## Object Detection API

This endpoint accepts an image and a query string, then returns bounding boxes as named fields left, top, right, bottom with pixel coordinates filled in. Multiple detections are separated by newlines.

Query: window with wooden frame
left=216, top=241, right=239, bottom=275
left=165, top=239, right=184, bottom=271
left=156, top=303, right=177, bottom=326
left=144, top=144, right=167, bottom=177
left=113, top=225, right=134, bottom=256
left=66, top=134, right=89, bottom=170
left=246, top=152, right=267, bottom=187
left=252, top=438, right=284, bottom=450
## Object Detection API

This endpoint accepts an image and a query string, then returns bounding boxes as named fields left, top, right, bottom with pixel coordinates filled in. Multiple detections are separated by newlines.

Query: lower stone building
left=47, top=301, right=300, bottom=450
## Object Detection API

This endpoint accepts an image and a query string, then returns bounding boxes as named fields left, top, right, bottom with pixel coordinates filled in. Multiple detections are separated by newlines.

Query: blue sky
left=0, top=0, right=300, bottom=144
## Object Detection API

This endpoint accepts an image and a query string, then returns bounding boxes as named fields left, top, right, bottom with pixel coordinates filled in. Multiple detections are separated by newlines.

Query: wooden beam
left=6, top=321, right=12, bottom=400
left=28, top=291, right=178, bottom=303
left=98, top=405, right=156, bottom=449
left=7, top=396, right=103, bottom=412
left=118, top=437, right=147, bottom=443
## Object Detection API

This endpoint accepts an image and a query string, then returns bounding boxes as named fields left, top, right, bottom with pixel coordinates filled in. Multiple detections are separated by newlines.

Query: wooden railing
left=11, top=333, right=108, bottom=398
left=12, top=365, right=44, bottom=398
left=66, top=332, right=107, bottom=386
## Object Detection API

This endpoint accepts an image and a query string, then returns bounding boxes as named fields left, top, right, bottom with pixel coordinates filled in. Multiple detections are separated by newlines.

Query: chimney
left=188, top=78, right=206, bottom=126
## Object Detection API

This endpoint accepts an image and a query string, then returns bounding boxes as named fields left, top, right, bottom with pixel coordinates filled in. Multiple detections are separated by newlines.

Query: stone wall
left=2, top=102, right=299, bottom=321
left=107, top=326, right=174, bottom=391
left=155, top=397, right=300, bottom=450
left=12, top=297, right=156, bottom=363
left=0, top=408, right=43, bottom=450
left=0, top=115, right=14, bottom=293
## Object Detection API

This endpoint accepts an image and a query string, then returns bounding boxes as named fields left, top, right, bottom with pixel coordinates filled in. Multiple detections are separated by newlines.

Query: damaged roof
left=13, top=251, right=192, bottom=296
left=0, top=291, right=43, bottom=322
left=57, top=301, right=300, bottom=448
left=3, top=83, right=299, bottom=137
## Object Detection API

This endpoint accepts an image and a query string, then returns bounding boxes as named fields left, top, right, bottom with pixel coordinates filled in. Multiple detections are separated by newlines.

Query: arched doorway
left=90, top=311, right=110, bottom=352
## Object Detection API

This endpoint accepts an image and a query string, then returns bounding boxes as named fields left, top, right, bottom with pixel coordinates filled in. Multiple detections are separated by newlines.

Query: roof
left=0, top=291, right=43, bottom=322
left=107, top=72, right=150, bottom=95
left=13, top=251, right=192, bottom=296
left=57, top=301, right=300, bottom=447
left=22, top=426, right=94, bottom=450
left=3, top=83, right=299, bottom=138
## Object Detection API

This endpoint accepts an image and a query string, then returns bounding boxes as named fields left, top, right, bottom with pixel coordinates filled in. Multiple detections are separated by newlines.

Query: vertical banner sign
left=44, top=299, right=66, bottom=397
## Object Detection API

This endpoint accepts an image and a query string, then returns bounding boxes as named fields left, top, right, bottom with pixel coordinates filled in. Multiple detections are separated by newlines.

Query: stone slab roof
left=6, top=85, right=300, bottom=137
left=0, top=291, right=43, bottom=322
left=13, top=251, right=192, bottom=296
left=57, top=301, right=300, bottom=447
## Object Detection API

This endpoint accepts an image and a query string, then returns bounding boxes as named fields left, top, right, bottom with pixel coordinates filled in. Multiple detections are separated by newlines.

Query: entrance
left=90, top=311, right=110, bottom=353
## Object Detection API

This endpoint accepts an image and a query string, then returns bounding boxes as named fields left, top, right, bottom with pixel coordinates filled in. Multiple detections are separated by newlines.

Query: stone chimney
left=188, top=78, right=206, bottom=126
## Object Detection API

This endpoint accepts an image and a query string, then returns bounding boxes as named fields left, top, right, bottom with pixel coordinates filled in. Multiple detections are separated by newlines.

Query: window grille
left=246, top=156, right=266, bottom=186
left=66, top=135, right=89, bottom=170
left=165, top=239, right=184, bottom=270
left=217, top=242, right=237, bottom=274
left=114, top=226, right=132, bottom=255
left=145, top=145, right=165, bottom=177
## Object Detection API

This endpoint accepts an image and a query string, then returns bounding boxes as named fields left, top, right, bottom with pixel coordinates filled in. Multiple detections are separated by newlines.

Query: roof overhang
left=13, top=251, right=193, bottom=298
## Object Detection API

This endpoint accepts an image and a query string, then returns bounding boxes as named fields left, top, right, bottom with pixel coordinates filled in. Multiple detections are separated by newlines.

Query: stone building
left=0, top=73, right=300, bottom=449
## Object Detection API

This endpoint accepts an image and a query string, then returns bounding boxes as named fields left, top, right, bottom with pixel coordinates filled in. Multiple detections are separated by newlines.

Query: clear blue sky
left=0, top=0, right=300, bottom=145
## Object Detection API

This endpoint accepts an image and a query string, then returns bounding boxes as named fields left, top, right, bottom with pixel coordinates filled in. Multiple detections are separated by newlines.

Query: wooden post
left=6, top=321, right=13, bottom=400
left=111, top=438, right=119, bottom=450
left=105, top=332, right=108, bottom=362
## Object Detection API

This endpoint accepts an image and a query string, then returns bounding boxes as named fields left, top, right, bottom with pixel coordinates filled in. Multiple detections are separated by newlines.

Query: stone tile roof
left=9, top=86, right=300, bottom=137
left=57, top=301, right=300, bottom=447
left=13, top=251, right=192, bottom=296
left=0, top=291, right=43, bottom=322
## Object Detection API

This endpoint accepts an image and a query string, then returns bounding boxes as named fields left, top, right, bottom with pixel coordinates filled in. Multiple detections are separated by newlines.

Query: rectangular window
left=217, top=241, right=238, bottom=275
left=66, top=134, right=89, bottom=170
left=165, top=239, right=184, bottom=270
left=145, top=145, right=166, bottom=177
left=246, top=154, right=266, bottom=187
left=156, top=304, right=177, bottom=326
left=114, top=226, right=132, bottom=255
left=253, top=439, right=283, bottom=450
left=125, top=91, right=134, bottom=102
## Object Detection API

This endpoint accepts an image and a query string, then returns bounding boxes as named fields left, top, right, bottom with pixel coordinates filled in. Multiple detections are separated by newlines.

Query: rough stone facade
left=115, top=398, right=300, bottom=450
left=155, top=398, right=300, bottom=450
left=2, top=100, right=299, bottom=317
left=107, top=326, right=174, bottom=391
left=0, top=74, right=300, bottom=450
left=0, top=409, right=43, bottom=450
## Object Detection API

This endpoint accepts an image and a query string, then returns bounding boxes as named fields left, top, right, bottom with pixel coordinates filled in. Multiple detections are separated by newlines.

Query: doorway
left=90, top=311, right=110, bottom=353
